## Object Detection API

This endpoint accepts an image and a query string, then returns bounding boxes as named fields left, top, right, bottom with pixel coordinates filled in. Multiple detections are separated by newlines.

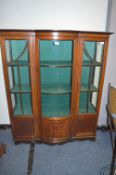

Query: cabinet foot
left=0, top=143, right=6, bottom=156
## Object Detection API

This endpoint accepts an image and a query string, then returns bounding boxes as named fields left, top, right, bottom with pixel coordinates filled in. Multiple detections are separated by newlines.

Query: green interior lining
left=40, top=40, right=73, bottom=117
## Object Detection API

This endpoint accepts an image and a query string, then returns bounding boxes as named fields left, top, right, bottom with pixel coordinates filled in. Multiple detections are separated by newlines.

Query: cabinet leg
left=0, top=143, right=6, bottom=156
left=110, top=136, right=116, bottom=175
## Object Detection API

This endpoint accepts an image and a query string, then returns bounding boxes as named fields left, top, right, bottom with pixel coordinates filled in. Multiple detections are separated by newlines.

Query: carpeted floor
left=0, top=128, right=29, bottom=175
left=0, top=129, right=113, bottom=175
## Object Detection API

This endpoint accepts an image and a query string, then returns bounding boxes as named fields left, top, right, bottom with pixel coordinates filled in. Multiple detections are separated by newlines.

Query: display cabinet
left=0, top=30, right=111, bottom=143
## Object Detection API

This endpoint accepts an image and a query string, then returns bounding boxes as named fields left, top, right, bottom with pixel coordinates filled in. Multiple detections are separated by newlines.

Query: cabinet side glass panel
left=79, top=41, right=104, bottom=114
left=39, top=40, right=73, bottom=117
left=5, top=40, right=32, bottom=116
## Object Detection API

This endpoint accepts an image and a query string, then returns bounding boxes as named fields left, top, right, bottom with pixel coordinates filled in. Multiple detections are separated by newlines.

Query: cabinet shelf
left=83, top=60, right=102, bottom=66
left=80, top=84, right=98, bottom=92
left=11, top=84, right=31, bottom=93
left=41, top=94, right=71, bottom=117
left=42, top=103, right=70, bottom=117
left=41, top=84, right=71, bottom=94
left=7, top=60, right=30, bottom=66
left=40, top=61, right=72, bottom=68
left=79, top=103, right=96, bottom=113
left=14, top=103, right=32, bottom=116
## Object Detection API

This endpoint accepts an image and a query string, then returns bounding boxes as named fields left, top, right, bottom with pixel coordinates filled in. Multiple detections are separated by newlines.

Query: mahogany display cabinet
left=0, top=30, right=111, bottom=143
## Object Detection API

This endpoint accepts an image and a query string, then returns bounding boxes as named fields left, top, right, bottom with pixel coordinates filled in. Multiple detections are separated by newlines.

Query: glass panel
left=8, top=66, right=31, bottom=93
left=42, top=94, right=71, bottom=117
left=5, top=40, right=29, bottom=64
left=39, top=40, right=73, bottom=117
left=79, top=92, right=98, bottom=113
left=81, top=66, right=101, bottom=91
left=93, top=66, right=101, bottom=89
left=83, top=41, right=104, bottom=65
left=79, top=41, right=104, bottom=114
left=11, top=93, right=32, bottom=116
left=5, top=40, right=32, bottom=116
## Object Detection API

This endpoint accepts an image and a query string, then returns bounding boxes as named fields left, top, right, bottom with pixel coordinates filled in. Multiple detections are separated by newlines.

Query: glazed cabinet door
left=75, top=33, right=109, bottom=138
left=36, top=32, right=77, bottom=143
left=1, top=34, right=37, bottom=141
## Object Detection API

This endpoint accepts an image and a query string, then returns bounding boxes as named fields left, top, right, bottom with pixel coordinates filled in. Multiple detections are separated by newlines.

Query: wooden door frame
left=0, top=32, right=37, bottom=141
left=74, top=33, right=110, bottom=137
left=36, top=31, right=78, bottom=142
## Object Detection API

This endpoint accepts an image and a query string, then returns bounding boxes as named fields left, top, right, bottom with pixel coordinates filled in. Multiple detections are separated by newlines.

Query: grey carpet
left=0, top=129, right=30, bottom=175
left=0, top=129, right=113, bottom=175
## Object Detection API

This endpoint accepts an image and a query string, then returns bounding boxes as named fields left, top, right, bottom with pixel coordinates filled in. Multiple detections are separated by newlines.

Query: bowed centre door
left=36, top=32, right=77, bottom=143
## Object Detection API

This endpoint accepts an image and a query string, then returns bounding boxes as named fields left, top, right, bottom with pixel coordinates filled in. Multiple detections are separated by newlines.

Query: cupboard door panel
left=5, top=39, right=33, bottom=117
left=42, top=118, right=71, bottom=143
left=75, top=34, right=109, bottom=138
left=76, top=115, right=96, bottom=138
left=79, top=41, right=104, bottom=114
left=13, top=118, right=34, bottom=140
left=1, top=34, right=36, bottom=141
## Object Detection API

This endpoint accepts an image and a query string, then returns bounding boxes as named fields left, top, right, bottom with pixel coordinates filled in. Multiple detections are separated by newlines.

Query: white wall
left=0, top=0, right=109, bottom=124
left=98, top=0, right=116, bottom=125
left=0, top=0, right=108, bottom=31
left=0, top=48, right=10, bottom=124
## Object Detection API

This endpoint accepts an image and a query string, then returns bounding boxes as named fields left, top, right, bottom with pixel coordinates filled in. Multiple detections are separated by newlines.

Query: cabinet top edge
left=0, top=29, right=113, bottom=35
